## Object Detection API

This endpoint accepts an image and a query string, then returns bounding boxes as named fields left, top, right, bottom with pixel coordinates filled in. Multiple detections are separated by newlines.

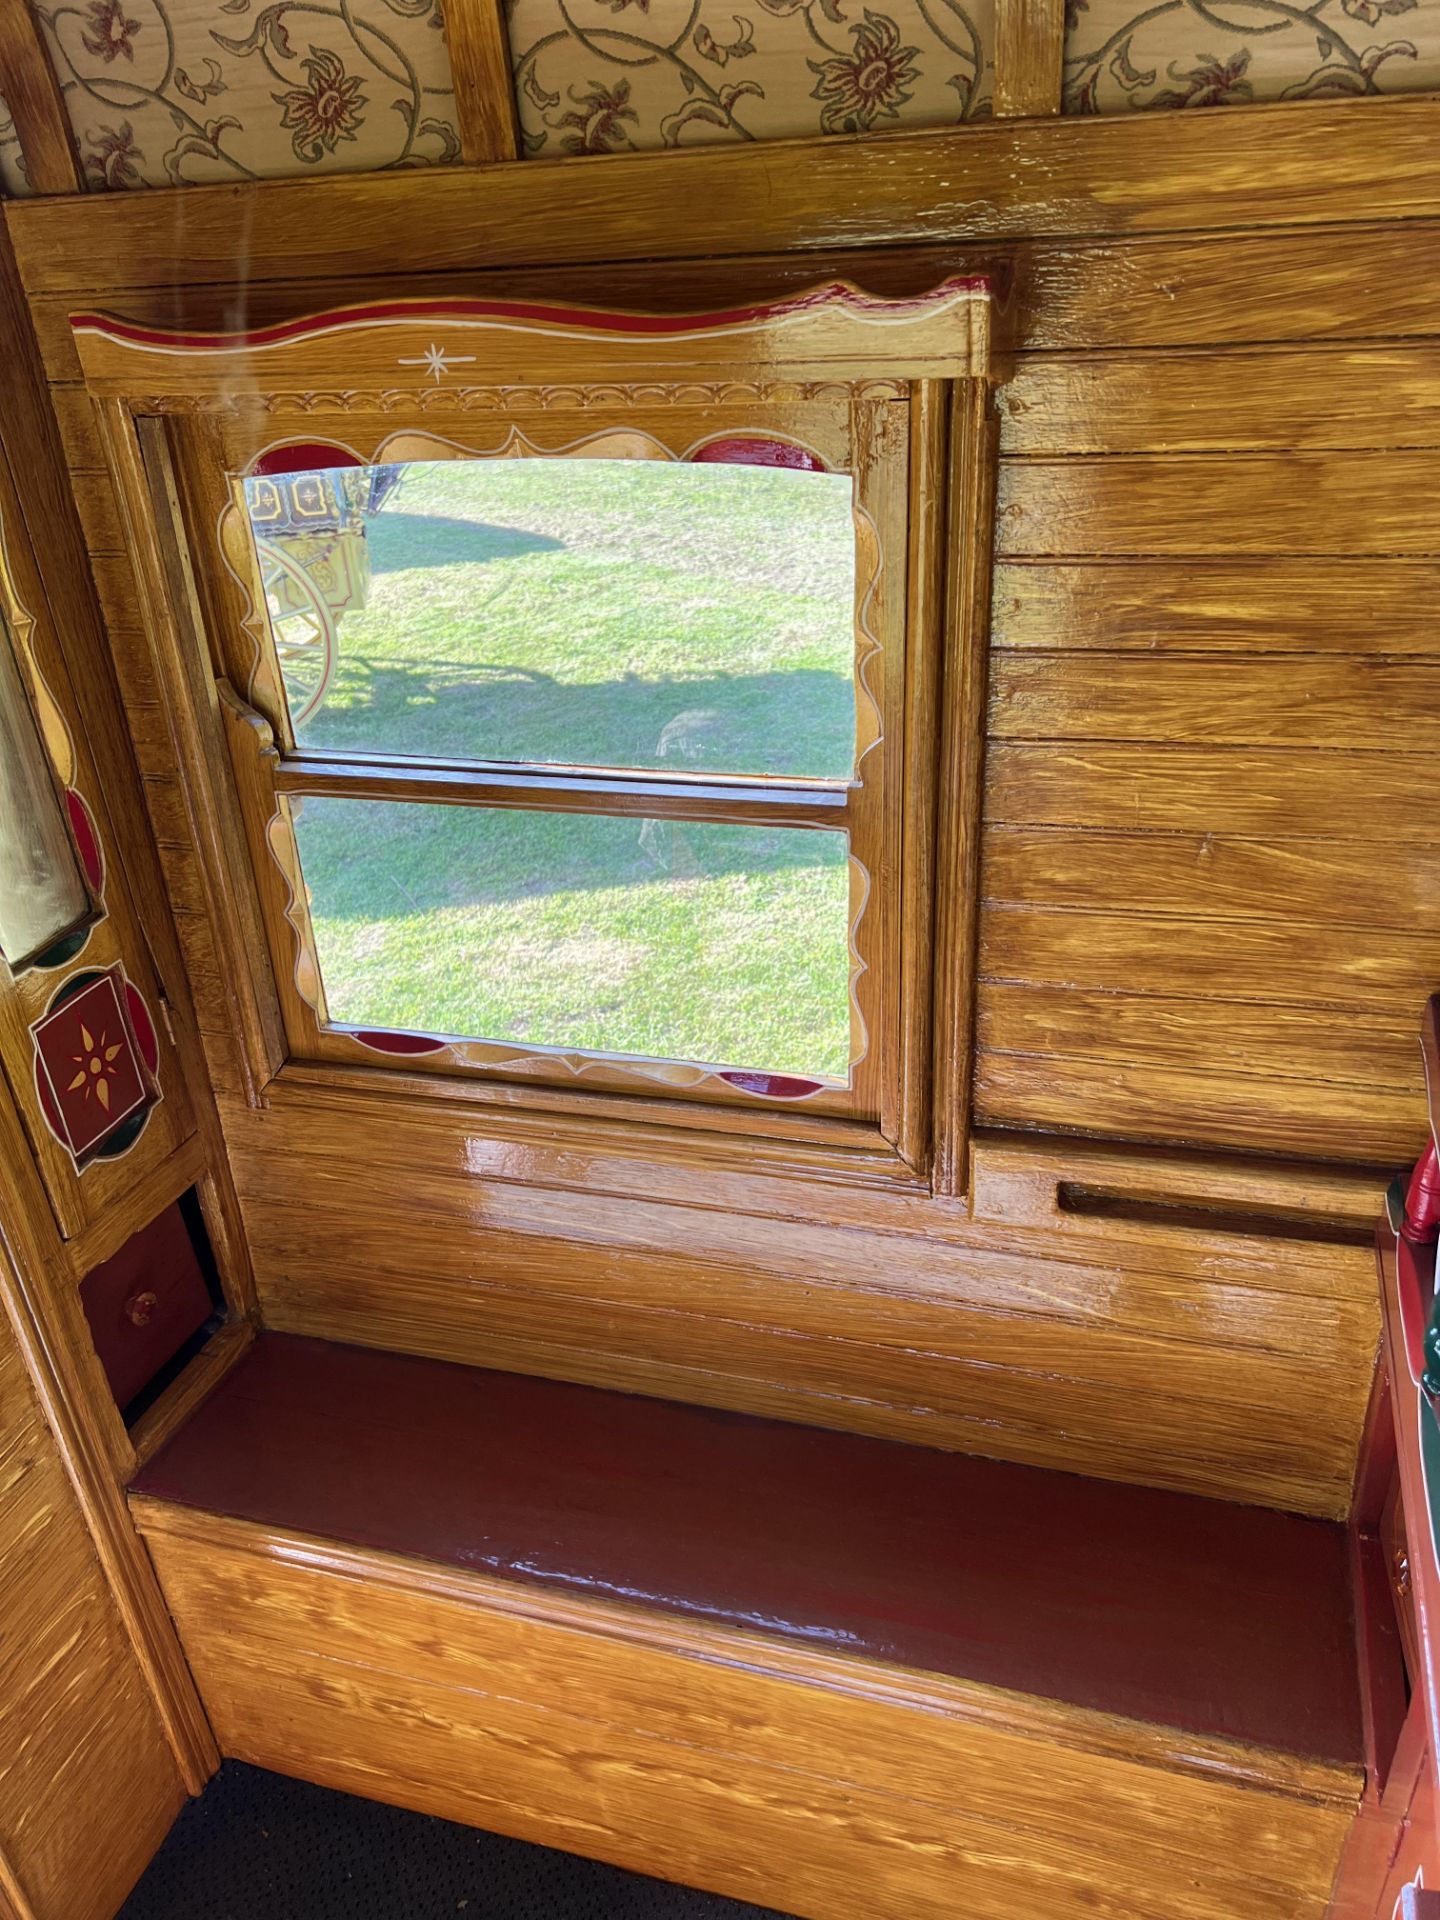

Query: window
left=230, top=428, right=884, bottom=1113
left=77, top=278, right=993, bottom=1175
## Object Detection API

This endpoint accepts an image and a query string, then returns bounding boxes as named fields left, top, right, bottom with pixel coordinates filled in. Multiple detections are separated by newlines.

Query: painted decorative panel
left=35, top=0, right=461, bottom=187
left=30, top=963, right=159, bottom=1165
left=507, top=0, right=995, bottom=153
left=1064, top=0, right=1440, bottom=108
left=0, top=92, right=31, bottom=193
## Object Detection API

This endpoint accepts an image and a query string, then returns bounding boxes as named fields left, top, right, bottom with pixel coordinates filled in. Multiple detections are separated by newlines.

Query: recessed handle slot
left=1056, top=1183, right=1373, bottom=1249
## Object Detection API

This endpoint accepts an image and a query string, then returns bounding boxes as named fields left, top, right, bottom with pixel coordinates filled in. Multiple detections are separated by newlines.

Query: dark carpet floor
left=117, top=1763, right=793, bottom=1920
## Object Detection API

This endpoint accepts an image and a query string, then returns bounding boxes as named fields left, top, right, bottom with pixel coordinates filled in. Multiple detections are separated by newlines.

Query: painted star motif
left=64, top=1022, right=126, bottom=1112
left=398, top=342, right=477, bottom=385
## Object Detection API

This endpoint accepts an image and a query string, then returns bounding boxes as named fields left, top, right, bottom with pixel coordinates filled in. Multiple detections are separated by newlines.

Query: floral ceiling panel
left=0, top=92, right=32, bottom=192
left=2, top=0, right=1437, bottom=195
left=1065, top=0, right=1440, bottom=107
left=36, top=0, right=461, bottom=187
left=507, top=0, right=995, bottom=152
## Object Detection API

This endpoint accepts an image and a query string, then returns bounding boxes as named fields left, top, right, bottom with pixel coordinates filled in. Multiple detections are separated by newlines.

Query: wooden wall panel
left=13, top=181, right=1422, bottom=1510
left=219, top=1090, right=1378, bottom=1516
left=975, top=280, right=1439, bottom=1163
left=0, top=1308, right=183, bottom=1920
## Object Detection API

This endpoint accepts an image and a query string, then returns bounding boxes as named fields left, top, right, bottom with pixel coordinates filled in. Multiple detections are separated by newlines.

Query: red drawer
left=80, top=1202, right=214, bottom=1413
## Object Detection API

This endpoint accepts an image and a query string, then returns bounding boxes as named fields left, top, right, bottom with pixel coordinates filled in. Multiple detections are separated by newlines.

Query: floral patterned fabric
left=507, top=0, right=994, bottom=153
left=36, top=0, right=461, bottom=186
left=0, top=0, right=1437, bottom=194
left=0, top=91, right=31, bottom=193
left=1065, top=0, right=1440, bottom=107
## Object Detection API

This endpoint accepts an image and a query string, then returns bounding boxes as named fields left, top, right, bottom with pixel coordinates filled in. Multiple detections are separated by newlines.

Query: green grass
left=271, top=458, right=859, bottom=1079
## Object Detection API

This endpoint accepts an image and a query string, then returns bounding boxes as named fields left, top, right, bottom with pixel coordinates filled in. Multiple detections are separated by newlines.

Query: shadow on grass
left=298, top=657, right=856, bottom=781
left=367, top=513, right=564, bottom=572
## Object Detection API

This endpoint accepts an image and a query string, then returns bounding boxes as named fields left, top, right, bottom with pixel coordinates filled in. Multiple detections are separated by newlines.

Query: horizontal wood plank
left=997, top=452, right=1440, bottom=557
left=983, top=828, right=1440, bottom=933
left=986, top=744, right=1430, bottom=834
left=990, top=654, right=1440, bottom=749
left=998, top=344, right=1440, bottom=454
left=981, top=904, right=1440, bottom=1012
left=28, top=219, right=1440, bottom=391
left=991, top=559, right=1440, bottom=654
left=975, top=1046, right=1424, bottom=1163
left=12, top=97, right=1440, bottom=293
left=978, top=982, right=1422, bottom=1092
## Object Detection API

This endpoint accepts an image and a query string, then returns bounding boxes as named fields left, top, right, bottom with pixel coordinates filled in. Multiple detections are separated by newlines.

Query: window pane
left=243, top=458, right=857, bottom=780
left=291, top=797, right=854, bottom=1081
left=0, top=605, right=90, bottom=971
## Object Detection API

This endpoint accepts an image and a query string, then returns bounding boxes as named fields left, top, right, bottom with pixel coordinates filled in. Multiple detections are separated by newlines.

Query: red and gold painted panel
left=31, top=962, right=159, bottom=1166
left=0, top=446, right=193, bottom=1234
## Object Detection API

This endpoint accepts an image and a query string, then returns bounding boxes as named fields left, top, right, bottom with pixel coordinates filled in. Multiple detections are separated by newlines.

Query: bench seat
left=129, top=1333, right=1365, bottom=1920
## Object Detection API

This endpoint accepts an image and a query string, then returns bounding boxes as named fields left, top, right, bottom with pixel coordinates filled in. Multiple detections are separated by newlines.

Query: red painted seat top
left=133, top=1331, right=1361, bottom=1765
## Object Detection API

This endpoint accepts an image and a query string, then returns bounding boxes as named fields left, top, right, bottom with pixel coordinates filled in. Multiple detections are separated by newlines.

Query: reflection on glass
left=243, top=457, right=857, bottom=779
left=292, top=796, right=853, bottom=1079
left=0, top=607, right=89, bottom=971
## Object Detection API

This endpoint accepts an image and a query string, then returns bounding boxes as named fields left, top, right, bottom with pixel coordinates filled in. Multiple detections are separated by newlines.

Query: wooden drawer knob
left=125, top=1290, right=159, bottom=1328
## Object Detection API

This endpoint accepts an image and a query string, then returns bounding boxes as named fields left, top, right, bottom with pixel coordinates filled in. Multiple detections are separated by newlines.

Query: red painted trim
left=689, top=437, right=827, bottom=473
left=351, top=1029, right=449, bottom=1056
left=124, top=978, right=160, bottom=1075
left=250, top=442, right=364, bottom=478
left=65, top=787, right=104, bottom=894
left=717, top=1071, right=826, bottom=1100
left=69, top=276, right=992, bottom=354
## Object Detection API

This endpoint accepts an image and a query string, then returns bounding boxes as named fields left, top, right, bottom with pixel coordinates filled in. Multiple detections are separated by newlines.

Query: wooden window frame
left=74, top=277, right=997, bottom=1196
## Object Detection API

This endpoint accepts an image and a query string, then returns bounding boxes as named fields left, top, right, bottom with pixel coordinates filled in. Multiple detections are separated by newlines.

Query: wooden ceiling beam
left=7, top=94, right=1440, bottom=292
left=443, top=0, right=520, bottom=163
left=0, top=0, right=79, bottom=194
left=994, top=0, right=1066, bottom=116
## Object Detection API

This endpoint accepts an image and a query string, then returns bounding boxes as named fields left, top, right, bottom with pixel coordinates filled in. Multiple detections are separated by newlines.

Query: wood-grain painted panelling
left=220, top=1093, right=1378, bottom=1515
left=136, top=1506, right=1360, bottom=1920
left=981, top=324, right=1439, bottom=1162
left=0, top=1311, right=183, bottom=1920
left=19, top=202, right=1419, bottom=1513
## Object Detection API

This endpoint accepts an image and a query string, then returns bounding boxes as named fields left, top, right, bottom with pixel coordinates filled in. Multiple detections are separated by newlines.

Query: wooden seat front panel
left=133, top=1499, right=1360, bottom=1920
left=128, top=1332, right=1362, bottom=1920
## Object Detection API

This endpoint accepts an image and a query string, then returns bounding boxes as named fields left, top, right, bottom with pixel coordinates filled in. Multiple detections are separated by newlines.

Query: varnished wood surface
left=13, top=153, right=1423, bottom=1514
left=0, top=1273, right=185, bottom=1920
left=132, top=1490, right=1360, bottom=1920
left=440, top=0, right=520, bottom=163
left=13, top=99, right=1440, bottom=294
left=993, top=0, right=1063, bottom=116
left=220, top=1090, right=1379, bottom=1514
left=0, top=0, right=79, bottom=195
left=32, top=222, right=1439, bottom=1177
left=130, top=1332, right=1362, bottom=1757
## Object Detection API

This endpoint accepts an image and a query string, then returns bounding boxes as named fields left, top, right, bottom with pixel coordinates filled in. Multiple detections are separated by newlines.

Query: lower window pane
left=290, top=798, right=855, bottom=1082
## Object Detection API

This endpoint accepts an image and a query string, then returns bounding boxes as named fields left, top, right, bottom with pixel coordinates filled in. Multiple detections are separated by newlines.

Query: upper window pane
left=242, top=457, right=858, bottom=780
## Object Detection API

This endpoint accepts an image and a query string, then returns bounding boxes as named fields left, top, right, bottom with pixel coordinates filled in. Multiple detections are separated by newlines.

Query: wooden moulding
left=0, top=0, right=80, bottom=195
left=72, top=277, right=997, bottom=1184
left=12, top=98, right=1440, bottom=294
left=993, top=0, right=1065, bottom=116
left=67, top=279, right=994, bottom=394
left=439, top=0, right=520, bottom=163
left=130, top=1493, right=1360, bottom=1920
